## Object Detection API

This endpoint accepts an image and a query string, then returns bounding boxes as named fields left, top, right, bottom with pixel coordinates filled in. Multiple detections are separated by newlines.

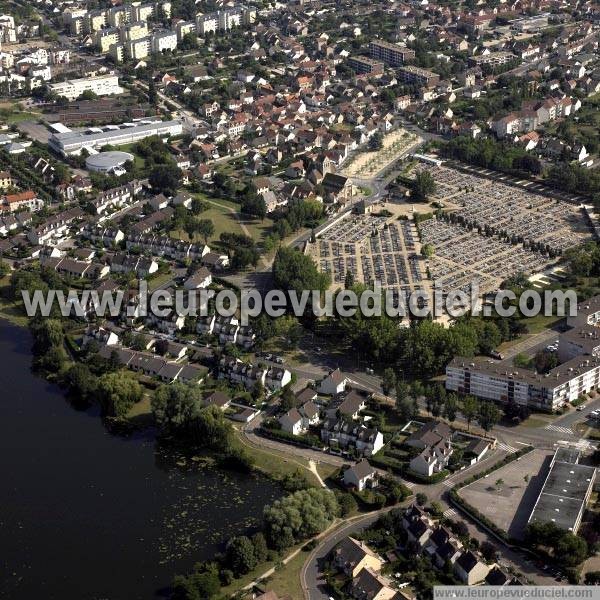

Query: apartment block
left=447, top=296, right=600, bottom=410
left=95, top=28, right=120, bottom=53
left=397, top=65, right=440, bottom=87
left=49, top=75, right=123, bottom=102
left=348, top=56, right=384, bottom=75
left=369, top=39, right=415, bottom=66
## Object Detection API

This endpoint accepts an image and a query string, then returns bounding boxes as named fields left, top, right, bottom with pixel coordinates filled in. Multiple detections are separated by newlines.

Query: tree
left=416, top=493, right=428, bottom=506
left=382, top=368, right=397, bottom=395
left=477, top=401, right=501, bottom=432
left=0, top=259, right=8, bottom=277
left=64, top=363, right=97, bottom=402
left=443, top=393, right=458, bottom=423
left=251, top=532, right=268, bottom=563
left=368, top=132, right=383, bottom=151
left=183, top=217, right=197, bottom=242
left=412, top=170, right=436, bottom=201
left=151, top=382, right=203, bottom=435
left=461, top=395, right=479, bottom=431
left=196, top=219, right=215, bottom=244
left=480, top=541, right=498, bottom=562
left=272, top=246, right=330, bottom=294
left=191, top=198, right=207, bottom=215
left=584, top=571, right=600, bottom=585
left=263, top=488, right=339, bottom=549
left=180, top=32, right=199, bottom=51
left=77, top=89, right=99, bottom=101
left=172, top=570, right=220, bottom=600
left=225, top=535, right=257, bottom=575
left=96, top=371, right=143, bottom=417
left=421, top=243, right=435, bottom=259
left=149, top=164, right=182, bottom=195
left=336, top=492, right=358, bottom=517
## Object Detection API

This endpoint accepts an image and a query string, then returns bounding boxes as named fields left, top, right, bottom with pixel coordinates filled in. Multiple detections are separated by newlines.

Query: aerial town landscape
left=0, top=0, right=599, bottom=598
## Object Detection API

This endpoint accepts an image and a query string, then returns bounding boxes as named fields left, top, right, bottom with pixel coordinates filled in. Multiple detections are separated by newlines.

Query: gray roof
left=529, top=451, right=597, bottom=532
left=346, top=459, right=375, bottom=481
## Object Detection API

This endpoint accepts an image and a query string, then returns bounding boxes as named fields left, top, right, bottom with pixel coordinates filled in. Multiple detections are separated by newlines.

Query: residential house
left=318, top=368, right=349, bottom=395
left=454, top=550, right=490, bottom=585
left=343, top=459, right=378, bottom=491
left=183, top=267, right=212, bottom=290
left=331, top=537, right=383, bottom=578
left=350, top=567, right=396, bottom=600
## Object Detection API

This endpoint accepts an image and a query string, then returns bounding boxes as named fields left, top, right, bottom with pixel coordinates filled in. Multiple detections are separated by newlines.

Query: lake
left=0, top=320, right=281, bottom=600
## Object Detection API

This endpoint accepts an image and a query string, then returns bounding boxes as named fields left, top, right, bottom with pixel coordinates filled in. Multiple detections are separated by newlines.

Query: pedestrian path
left=443, top=508, right=458, bottom=518
left=545, top=424, right=574, bottom=435
left=497, top=441, right=517, bottom=453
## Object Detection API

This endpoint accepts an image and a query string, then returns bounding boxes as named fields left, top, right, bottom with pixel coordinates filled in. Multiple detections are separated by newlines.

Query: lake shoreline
left=0, top=319, right=284, bottom=600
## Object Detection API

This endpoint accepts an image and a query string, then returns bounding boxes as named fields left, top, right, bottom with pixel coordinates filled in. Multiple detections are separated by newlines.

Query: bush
left=259, top=426, right=322, bottom=449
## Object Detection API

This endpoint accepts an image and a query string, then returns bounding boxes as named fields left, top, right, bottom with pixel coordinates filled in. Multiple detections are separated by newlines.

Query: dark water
left=0, top=320, right=281, bottom=600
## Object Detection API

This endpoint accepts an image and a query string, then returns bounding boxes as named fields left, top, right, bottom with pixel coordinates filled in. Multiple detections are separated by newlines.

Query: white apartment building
left=95, top=28, right=120, bottom=52
left=196, top=13, right=218, bottom=35
left=49, top=50, right=71, bottom=65
left=131, top=2, right=155, bottom=22
left=120, top=21, right=149, bottom=43
left=108, top=5, right=132, bottom=27
left=0, top=51, right=14, bottom=69
left=447, top=296, right=600, bottom=410
left=86, top=10, right=108, bottom=32
left=151, top=30, right=177, bottom=53
left=176, top=20, right=196, bottom=41
left=49, top=75, right=124, bottom=101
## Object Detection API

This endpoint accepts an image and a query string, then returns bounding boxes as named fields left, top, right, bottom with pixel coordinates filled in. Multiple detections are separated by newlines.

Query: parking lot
left=459, top=449, right=551, bottom=539
left=306, top=213, right=426, bottom=296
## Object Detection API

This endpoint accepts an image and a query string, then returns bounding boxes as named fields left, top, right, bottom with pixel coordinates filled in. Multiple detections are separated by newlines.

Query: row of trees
left=391, top=378, right=501, bottom=432
left=172, top=487, right=339, bottom=599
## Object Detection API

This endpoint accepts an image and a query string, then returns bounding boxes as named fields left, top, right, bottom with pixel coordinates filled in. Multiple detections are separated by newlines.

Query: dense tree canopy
left=272, top=247, right=330, bottom=294
left=263, top=488, right=339, bottom=549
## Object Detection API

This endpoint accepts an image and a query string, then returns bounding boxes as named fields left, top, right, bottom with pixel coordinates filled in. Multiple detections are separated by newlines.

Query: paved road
left=300, top=446, right=559, bottom=600
left=301, top=511, right=386, bottom=600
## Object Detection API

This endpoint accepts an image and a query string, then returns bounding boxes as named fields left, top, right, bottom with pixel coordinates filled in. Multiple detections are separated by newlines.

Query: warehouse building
left=528, top=448, right=596, bottom=533
left=49, top=119, right=183, bottom=156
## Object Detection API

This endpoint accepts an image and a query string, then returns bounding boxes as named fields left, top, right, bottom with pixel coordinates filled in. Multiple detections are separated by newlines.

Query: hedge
left=404, top=469, right=449, bottom=485
left=258, top=426, right=322, bottom=449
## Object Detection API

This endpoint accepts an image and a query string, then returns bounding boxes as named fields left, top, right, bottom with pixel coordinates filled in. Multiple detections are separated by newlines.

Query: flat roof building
left=397, top=65, right=440, bottom=87
left=348, top=55, right=384, bottom=75
left=528, top=448, right=596, bottom=533
left=447, top=294, right=600, bottom=411
left=49, top=120, right=183, bottom=156
left=369, top=39, right=415, bottom=67
left=49, top=75, right=124, bottom=102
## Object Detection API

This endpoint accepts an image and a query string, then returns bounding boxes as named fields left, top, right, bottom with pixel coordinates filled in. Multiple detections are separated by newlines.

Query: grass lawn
left=517, top=417, right=550, bottom=429
left=148, top=271, right=175, bottom=291
left=520, top=314, right=562, bottom=334
left=233, top=427, right=322, bottom=486
left=264, top=548, right=307, bottom=600
left=171, top=203, right=246, bottom=243
left=0, top=277, right=29, bottom=327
